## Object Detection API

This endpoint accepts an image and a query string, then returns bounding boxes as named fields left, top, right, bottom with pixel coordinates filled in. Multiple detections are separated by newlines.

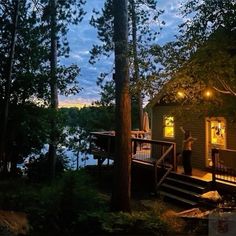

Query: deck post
left=211, top=148, right=217, bottom=187
left=154, top=161, right=158, bottom=193
left=172, top=143, right=177, bottom=171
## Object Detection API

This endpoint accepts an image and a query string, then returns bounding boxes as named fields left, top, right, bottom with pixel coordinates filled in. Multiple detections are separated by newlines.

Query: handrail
left=154, top=144, right=174, bottom=192
left=156, top=145, right=174, bottom=166
left=131, top=137, right=175, bottom=146
left=131, top=137, right=176, bottom=191
left=156, top=167, right=172, bottom=191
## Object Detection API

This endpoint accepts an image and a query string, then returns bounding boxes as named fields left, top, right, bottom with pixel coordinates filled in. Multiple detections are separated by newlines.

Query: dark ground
left=85, top=165, right=211, bottom=235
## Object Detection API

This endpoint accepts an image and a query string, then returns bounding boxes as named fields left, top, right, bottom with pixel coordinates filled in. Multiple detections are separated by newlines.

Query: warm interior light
left=164, top=116, right=174, bottom=138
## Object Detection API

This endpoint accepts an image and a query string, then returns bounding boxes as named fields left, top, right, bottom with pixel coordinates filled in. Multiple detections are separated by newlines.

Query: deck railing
left=90, top=132, right=177, bottom=190
left=132, top=138, right=176, bottom=191
left=89, top=132, right=116, bottom=161
left=89, top=131, right=148, bottom=160
left=90, top=132, right=176, bottom=164
left=212, top=148, right=236, bottom=184
left=131, top=138, right=176, bottom=169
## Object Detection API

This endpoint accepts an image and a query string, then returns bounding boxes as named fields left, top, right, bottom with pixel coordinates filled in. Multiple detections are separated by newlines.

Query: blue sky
left=59, top=0, right=184, bottom=108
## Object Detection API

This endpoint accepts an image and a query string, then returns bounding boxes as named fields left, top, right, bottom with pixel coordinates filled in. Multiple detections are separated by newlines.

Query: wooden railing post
left=211, top=148, right=217, bottom=187
left=133, top=139, right=137, bottom=156
left=172, top=143, right=177, bottom=171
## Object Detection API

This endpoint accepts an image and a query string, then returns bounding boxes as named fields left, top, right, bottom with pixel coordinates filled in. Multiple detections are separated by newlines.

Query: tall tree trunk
left=0, top=0, right=20, bottom=174
left=130, top=0, right=143, bottom=130
left=48, top=0, right=59, bottom=179
left=111, top=0, right=131, bottom=212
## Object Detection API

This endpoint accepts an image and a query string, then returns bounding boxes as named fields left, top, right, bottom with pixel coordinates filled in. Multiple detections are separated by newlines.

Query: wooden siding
left=226, top=119, right=236, bottom=150
left=152, top=105, right=206, bottom=169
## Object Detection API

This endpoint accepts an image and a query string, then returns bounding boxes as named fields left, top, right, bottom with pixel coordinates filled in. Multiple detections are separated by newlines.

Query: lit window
left=163, top=116, right=174, bottom=138
left=211, top=120, right=225, bottom=146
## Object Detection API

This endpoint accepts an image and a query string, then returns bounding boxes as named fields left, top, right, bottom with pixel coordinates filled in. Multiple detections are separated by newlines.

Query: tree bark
left=111, top=0, right=131, bottom=212
left=130, top=0, right=143, bottom=130
left=48, top=0, right=59, bottom=179
left=0, top=0, right=20, bottom=174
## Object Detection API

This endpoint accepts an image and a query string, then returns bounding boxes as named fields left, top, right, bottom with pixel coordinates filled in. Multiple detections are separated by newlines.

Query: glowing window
left=211, top=120, right=225, bottom=146
left=163, top=116, right=174, bottom=138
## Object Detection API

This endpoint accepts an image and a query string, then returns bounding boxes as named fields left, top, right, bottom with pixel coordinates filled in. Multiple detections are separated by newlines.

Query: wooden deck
left=176, top=166, right=212, bottom=182
left=89, top=132, right=236, bottom=189
left=176, top=166, right=236, bottom=189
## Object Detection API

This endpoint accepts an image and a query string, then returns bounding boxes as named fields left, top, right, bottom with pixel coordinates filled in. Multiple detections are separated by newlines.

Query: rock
left=177, top=208, right=210, bottom=218
left=200, top=191, right=222, bottom=202
left=0, top=210, right=29, bottom=235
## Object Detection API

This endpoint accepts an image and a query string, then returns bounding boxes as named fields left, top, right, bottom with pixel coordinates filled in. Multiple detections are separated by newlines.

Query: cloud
left=60, top=0, right=184, bottom=107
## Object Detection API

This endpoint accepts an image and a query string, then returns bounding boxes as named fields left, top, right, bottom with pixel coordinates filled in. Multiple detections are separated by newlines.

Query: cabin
left=150, top=26, right=236, bottom=187
left=89, top=83, right=236, bottom=206
left=89, top=27, right=236, bottom=206
left=89, top=87, right=236, bottom=206
left=150, top=79, right=236, bottom=172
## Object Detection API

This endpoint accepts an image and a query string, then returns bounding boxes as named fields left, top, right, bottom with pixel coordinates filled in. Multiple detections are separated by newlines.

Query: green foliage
left=151, top=0, right=236, bottom=116
left=59, top=107, right=81, bottom=128
left=25, top=153, right=67, bottom=182
left=0, top=170, right=185, bottom=235
left=90, top=0, right=165, bottom=107
left=179, top=0, right=235, bottom=48
left=103, top=211, right=168, bottom=235
left=176, top=0, right=236, bottom=96
left=90, top=0, right=163, bottom=65
left=59, top=105, right=115, bottom=132
left=77, top=208, right=170, bottom=235
left=0, top=170, right=106, bottom=234
left=0, top=0, right=85, bottom=177
left=0, top=103, right=51, bottom=176
left=61, top=106, right=115, bottom=132
left=59, top=106, right=115, bottom=169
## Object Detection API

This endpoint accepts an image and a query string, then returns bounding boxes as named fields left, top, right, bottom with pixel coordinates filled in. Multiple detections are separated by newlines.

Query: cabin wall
left=151, top=105, right=206, bottom=169
left=226, top=119, right=236, bottom=150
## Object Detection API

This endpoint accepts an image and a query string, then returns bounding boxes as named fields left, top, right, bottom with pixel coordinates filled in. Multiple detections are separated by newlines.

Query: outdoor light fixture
left=204, top=89, right=213, bottom=98
left=177, top=91, right=185, bottom=98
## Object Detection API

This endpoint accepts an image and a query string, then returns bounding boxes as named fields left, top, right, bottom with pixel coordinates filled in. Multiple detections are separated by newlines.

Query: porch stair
left=158, top=172, right=212, bottom=207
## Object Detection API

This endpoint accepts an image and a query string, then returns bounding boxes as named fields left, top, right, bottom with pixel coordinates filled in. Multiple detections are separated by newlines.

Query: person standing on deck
left=180, top=127, right=197, bottom=175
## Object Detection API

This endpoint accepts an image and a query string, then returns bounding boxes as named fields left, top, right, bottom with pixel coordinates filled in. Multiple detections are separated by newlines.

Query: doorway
left=205, top=117, right=226, bottom=167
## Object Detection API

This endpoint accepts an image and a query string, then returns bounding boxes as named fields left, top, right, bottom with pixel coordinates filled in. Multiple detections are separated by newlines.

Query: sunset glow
left=59, top=99, right=92, bottom=109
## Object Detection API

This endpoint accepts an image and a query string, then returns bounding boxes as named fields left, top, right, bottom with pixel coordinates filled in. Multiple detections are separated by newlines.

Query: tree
left=0, top=0, right=84, bottom=176
left=33, top=0, right=86, bottom=178
left=0, top=0, right=20, bottom=174
left=111, top=0, right=131, bottom=212
left=177, top=0, right=236, bottom=96
left=149, top=0, right=236, bottom=106
left=90, top=0, right=163, bottom=130
left=47, top=0, right=59, bottom=179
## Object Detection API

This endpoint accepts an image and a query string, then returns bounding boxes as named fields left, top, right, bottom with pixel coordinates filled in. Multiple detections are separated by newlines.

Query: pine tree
left=111, top=0, right=131, bottom=212
left=90, top=0, right=164, bottom=130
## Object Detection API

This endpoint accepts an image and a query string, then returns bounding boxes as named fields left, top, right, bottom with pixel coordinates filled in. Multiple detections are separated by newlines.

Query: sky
left=59, top=0, right=184, bottom=108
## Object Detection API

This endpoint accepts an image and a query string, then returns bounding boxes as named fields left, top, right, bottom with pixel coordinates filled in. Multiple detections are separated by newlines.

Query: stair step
left=161, top=183, right=200, bottom=198
left=166, top=177, right=206, bottom=191
left=169, top=172, right=211, bottom=186
left=159, top=191, right=198, bottom=206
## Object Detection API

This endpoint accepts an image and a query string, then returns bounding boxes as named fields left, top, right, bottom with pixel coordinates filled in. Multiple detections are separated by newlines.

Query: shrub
left=25, top=153, right=67, bottom=182
left=76, top=210, right=169, bottom=235
left=0, top=170, right=107, bottom=235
